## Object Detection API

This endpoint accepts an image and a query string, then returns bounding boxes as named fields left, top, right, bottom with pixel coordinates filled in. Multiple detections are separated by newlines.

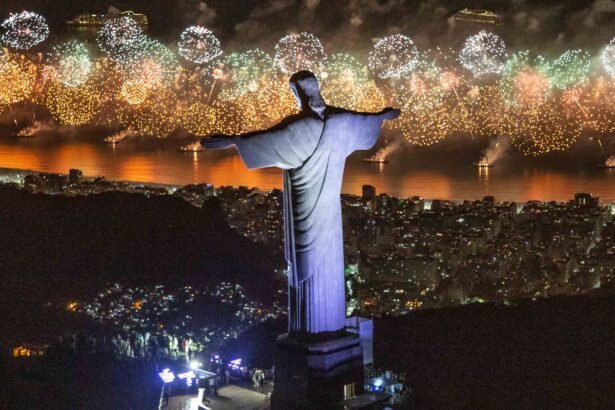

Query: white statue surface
left=202, top=71, right=399, bottom=334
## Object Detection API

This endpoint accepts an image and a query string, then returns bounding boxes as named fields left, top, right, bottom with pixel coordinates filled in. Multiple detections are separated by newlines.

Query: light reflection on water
left=1, top=137, right=615, bottom=202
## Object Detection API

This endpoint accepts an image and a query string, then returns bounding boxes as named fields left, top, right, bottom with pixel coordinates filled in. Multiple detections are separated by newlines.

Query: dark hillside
left=376, top=294, right=615, bottom=409
left=0, top=185, right=279, bottom=344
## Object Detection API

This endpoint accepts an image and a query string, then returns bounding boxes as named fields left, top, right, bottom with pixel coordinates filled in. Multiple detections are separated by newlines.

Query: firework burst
left=178, top=26, right=222, bottom=65
left=459, top=31, right=507, bottom=77
left=368, top=34, right=419, bottom=79
left=43, top=81, right=101, bottom=126
left=601, top=38, right=615, bottom=80
left=49, top=41, right=92, bottom=88
left=180, top=102, right=219, bottom=136
left=0, top=11, right=49, bottom=50
left=97, top=16, right=148, bottom=64
left=546, top=49, right=591, bottom=90
left=320, top=53, right=368, bottom=109
left=220, top=49, right=275, bottom=99
left=501, top=102, right=583, bottom=156
left=0, top=55, right=37, bottom=105
left=274, top=32, right=326, bottom=75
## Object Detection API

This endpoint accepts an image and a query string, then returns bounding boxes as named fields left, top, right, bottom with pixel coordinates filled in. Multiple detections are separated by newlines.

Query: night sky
left=2, top=0, right=615, bottom=54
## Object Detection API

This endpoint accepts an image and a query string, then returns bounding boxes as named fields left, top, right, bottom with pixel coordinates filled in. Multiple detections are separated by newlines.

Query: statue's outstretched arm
left=201, top=134, right=235, bottom=149
left=200, top=115, right=300, bottom=150
left=345, top=107, right=401, bottom=153
left=357, top=107, right=401, bottom=121
left=202, top=114, right=319, bottom=170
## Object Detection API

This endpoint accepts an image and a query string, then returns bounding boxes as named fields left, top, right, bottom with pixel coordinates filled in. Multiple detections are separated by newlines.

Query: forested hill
left=0, top=185, right=279, bottom=304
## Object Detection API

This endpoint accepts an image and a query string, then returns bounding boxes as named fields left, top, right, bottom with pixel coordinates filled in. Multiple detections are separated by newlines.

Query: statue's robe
left=234, top=107, right=386, bottom=333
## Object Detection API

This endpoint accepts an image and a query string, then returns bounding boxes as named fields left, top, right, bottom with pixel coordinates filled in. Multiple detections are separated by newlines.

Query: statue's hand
left=201, top=134, right=235, bottom=149
left=380, top=107, right=401, bottom=121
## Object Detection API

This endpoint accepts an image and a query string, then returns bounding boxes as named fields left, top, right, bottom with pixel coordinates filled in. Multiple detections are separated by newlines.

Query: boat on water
left=104, top=135, right=124, bottom=144
left=473, top=159, right=493, bottom=168
left=15, top=128, right=36, bottom=138
left=363, top=157, right=388, bottom=164
left=179, top=142, right=203, bottom=152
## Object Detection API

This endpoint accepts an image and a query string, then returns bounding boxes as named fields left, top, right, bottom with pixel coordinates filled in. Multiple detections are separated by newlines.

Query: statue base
left=271, top=332, right=364, bottom=409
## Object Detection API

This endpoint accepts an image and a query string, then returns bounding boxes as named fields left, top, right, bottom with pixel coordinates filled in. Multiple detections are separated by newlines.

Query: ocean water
left=1, top=134, right=615, bottom=202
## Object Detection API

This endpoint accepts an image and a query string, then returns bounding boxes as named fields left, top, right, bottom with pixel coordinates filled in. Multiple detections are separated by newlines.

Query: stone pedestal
left=271, top=332, right=364, bottom=409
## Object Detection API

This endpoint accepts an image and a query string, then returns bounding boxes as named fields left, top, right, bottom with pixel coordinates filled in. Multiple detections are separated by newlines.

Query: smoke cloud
left=370, top=136, right=404, bottom=162
left=481, top=135, right=510, bottom=165
left=103, top=129, right=137, bottom=144
left=199, top=0, right=615, bottom=54
left=16, top=120, right=57, bottom=137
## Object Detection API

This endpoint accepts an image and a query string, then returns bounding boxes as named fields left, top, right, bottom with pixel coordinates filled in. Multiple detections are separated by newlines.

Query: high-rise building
left=575, top=193, right=598, bottom=207
left=23, top=175, right=41, bottom=192
left=39, top=173, right=68, bottom=190
left=483, top=196, right=495, bottom=207
left=69, top=169, right=83, bottom=185
left=362, top=184, right=376, bottom=201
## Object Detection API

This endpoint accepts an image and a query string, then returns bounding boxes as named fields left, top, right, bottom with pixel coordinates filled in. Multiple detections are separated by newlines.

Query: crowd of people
left=47, top=331, right=201, bottom=364
left=109, top=332, right=199, bottom=361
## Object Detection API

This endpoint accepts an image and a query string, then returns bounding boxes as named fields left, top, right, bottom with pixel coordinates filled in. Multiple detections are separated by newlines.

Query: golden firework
left=180, top=102, right=219, bottom=136
left=43, top=81, right=100, bottom=126
left=0, top=55, right=37, bottom=106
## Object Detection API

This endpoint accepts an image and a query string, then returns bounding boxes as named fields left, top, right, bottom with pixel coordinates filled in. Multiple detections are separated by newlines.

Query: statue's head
left=289, top=70, right=326, bottom=119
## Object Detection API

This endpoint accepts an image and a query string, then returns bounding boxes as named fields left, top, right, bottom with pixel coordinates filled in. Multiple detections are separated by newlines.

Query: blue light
left=178, top=370, right=196, bottom=387
left=178, top=370, right=196, bottom=380
left=158, top=368, right=175, bottom=384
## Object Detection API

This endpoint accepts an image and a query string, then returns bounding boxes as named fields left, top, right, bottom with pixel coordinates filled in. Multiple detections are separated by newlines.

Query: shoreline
left=0, top=166, right=182, bottom=190
left=1, top=165, right=613, bottom=207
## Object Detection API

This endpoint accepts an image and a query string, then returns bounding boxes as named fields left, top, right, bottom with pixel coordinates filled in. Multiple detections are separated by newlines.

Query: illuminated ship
left=363, top=156, right=388, bottom=164
left=454, top=9, right=502, bottom=26
left=597, top=157, right=615, bottom=168
left=179, top=142, right=203, bottom=152
left=15, top=127, right=37, bottom=138
left=66, top=10, right=148, bottom=27
left=473, top=158, right=493, bottom=168
left=104, top=134, right=126, bottom=144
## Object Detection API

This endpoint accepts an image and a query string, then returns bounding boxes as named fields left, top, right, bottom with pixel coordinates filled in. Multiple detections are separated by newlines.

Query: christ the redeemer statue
left=202, top=71, right=399, bottom=334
